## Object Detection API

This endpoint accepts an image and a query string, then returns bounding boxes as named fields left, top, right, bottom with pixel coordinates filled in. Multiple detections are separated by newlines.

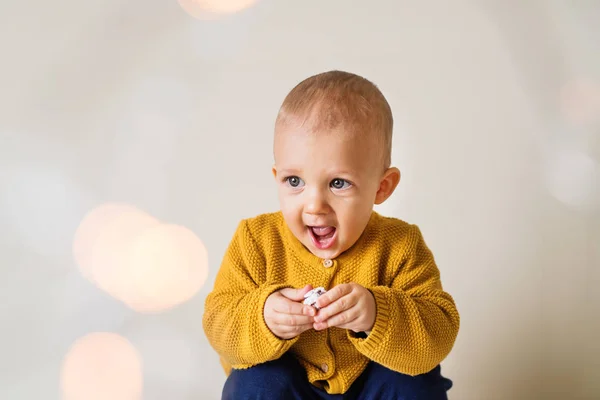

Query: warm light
left=60, top=332, right=143, bottom=400
left=178, top=0, right=259, bottom=18
left=73, top=203, right=154, bottom=282
left=73, top=203, right=161, bottom=299
left=122, top=223, right=209, bottom=313
left=73, top=203, right=209, bottom=313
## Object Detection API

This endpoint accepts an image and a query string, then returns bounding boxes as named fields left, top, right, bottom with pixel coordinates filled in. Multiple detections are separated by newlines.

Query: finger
left=279, top=284, right=313, bottom=301
left=272, top=311, right=315, bottom=327
left=303, top=305, right=317, bottom=317
left=280, top=322, right=314, bottom=333
left=315, top=293, right=357, bottom=322
left=315, top=283, right=352, bottom=309
left=278, top=323, right=314, bottom=338
left=323, top=308, right=359, bottom=329
left=272, top=296, right=310, bottom=315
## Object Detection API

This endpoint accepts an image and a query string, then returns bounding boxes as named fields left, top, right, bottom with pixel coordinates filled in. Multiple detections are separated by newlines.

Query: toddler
left=202, top=70, right=460, bottom=399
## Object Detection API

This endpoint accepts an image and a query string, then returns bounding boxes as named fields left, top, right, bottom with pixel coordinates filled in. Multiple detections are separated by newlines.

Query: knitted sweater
left=202, top=211, right=460, bottom=395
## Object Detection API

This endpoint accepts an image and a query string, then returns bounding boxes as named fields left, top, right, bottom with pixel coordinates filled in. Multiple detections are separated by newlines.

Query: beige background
left=1, top=1, right=599, bottom=399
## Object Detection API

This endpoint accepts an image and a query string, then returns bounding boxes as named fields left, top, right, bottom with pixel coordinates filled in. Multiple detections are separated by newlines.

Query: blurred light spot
left=543, top=139, right=600, bottom=210
left=124, top=224, right=209, bottom=313
left=73, top=203, right=148, bottom=281
left=88, top=207, right=161, bottom=304
left=60, top=332, right=142, bottom=400
left=178, top=0, right=258, bottom=19
left=73, top=204, right=208, bottom=313
left=73, top=204, right=161, bottom=297
left=560, top=79, right=600, bottom=126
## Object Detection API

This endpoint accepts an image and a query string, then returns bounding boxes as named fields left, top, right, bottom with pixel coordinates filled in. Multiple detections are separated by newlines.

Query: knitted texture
left=202, top=211, right=460, bottom=395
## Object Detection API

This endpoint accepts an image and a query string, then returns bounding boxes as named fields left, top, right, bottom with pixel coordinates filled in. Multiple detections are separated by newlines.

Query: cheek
left=340, top=214, right=361, bottom=234
left=279, top=191, right=300, bottom=208
left=336, top=200, right=372, bottom=231
left=336, top=194, right=368, bottom=213
left=283, top=211, right=305, bottom=238
left=279, top=195, right=302, bottom=220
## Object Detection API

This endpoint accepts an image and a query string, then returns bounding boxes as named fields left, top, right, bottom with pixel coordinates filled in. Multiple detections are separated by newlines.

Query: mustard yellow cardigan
left=202, top=211, right=459, bottom=395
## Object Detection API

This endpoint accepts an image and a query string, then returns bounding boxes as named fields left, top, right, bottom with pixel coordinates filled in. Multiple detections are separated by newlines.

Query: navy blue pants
left=222, top=353, right=453, bottom=400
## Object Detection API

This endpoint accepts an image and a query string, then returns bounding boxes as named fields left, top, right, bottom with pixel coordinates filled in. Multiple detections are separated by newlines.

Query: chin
left=307, top=242, right=344, bottom=259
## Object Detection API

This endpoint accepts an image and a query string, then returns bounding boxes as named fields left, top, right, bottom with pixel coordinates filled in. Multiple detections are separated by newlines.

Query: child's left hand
left=312, top=283, right=376, bottom=333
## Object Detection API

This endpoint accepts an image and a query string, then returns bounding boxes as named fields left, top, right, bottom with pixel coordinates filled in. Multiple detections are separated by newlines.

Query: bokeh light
left=73, top=203, right=161, bottom=292
left=73, top=203, right=209, bottom=313
left=89, top=206, right=161, bottom=302
left=178, top=0, right=259, bottom=19
left=123, top=223, right=209, bottom=313
left=60, top=332, right=143, bottom=400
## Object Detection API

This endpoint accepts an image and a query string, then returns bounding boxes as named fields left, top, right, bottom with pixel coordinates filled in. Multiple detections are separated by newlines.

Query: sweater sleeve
left=202, top=219, right=298, bottom=369
left=347, top=224, right=460, bottom=376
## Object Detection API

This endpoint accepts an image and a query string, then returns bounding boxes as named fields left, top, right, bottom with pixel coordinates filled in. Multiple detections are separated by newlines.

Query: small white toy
left=303, top=287, right=327, bottom=309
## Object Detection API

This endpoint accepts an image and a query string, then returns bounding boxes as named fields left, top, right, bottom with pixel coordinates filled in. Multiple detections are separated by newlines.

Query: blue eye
left=330, top=178, right=351, bottom=190
left=286, top=176, right=304, bottom=188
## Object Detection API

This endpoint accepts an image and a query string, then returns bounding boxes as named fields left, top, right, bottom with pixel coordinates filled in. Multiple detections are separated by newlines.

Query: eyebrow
left=277, top=168, right=358, bottom=177
left=276, top=168, right=301, bottom=175
left=331, top=170, right=357, bottom=176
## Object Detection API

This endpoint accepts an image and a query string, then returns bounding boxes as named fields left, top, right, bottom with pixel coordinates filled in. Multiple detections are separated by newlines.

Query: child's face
left=273, top=125, right=391, bottom=260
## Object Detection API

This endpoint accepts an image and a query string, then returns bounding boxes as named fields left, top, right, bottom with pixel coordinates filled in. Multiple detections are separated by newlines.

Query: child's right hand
left=264, top=284, right=316, bottom=339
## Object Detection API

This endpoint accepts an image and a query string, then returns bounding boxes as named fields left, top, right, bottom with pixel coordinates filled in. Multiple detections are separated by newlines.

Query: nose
left=304, top=187, right=330, bottom=215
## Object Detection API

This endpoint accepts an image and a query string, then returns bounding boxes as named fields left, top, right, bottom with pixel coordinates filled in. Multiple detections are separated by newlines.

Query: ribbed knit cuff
left=256, top=283, right=300, bottom=355
left=348, top=286, right=390, bottom=353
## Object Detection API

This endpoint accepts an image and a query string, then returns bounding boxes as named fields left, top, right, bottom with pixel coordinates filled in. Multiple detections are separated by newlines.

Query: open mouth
left=307, top=226, right=337, bottom=250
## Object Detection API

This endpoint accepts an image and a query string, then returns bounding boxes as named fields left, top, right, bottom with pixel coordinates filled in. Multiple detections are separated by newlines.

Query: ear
left=374, top=167, right=401, bottom=204
left=272, top=164, right=277, bottom=179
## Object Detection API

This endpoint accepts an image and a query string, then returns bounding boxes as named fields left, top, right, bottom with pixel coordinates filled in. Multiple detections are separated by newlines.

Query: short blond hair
left=275, top=70, right=393, bottom=168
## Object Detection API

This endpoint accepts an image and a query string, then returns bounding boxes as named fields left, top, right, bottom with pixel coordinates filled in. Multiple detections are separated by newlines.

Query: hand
left=264, top=284, right=317, bottom=340
left=313, top=283, right=376, bottom=333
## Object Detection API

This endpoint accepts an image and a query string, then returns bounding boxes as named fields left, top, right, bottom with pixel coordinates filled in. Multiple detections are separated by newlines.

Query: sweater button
left=321, top=363, right=329, bottom=373
left=322, top=259, right=333, bottom=268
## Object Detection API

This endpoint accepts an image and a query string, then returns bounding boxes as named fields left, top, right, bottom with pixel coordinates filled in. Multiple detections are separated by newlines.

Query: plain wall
left=1, top=1, right=599, bottom=399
